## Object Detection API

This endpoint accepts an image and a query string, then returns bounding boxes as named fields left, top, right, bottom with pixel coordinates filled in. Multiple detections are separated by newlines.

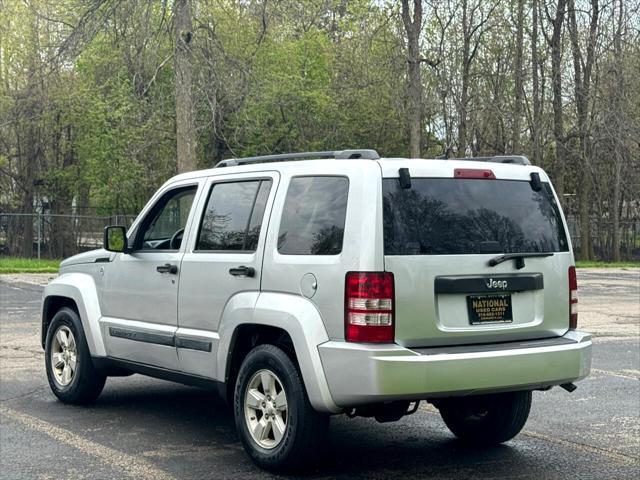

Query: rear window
left=278, top=176, right=349, bottom=255
left=383, top=178, right=569, bottom=255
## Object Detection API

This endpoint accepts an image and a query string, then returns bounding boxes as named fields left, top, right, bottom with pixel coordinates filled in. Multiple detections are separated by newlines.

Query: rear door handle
left=156, top=263, right=178, bottom=274
left=229, top=266, right=255, bottom=278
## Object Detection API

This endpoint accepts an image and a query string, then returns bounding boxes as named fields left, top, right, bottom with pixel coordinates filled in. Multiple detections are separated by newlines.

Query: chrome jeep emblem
left=485, top=278, right=508, bottom=289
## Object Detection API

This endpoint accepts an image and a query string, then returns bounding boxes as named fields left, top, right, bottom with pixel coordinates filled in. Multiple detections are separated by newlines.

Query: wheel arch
left=223, top=324, right=294, bottom=405
left=42, top=296, right=79, bottom=348
left=217, top=291, right=340, bottom=413
left=41, top=274, right=106, bottom=356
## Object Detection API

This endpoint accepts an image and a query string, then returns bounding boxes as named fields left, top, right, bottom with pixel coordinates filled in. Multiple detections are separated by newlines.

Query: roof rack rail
left=440, top=155, right=531, bottom=165
left=215, top=149, right=380, bottom=168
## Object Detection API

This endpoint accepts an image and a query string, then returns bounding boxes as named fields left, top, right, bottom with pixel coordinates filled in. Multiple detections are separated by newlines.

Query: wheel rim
left=50, top=326, right=77, bottom=387
left=244, top=369, right=288, bottom=449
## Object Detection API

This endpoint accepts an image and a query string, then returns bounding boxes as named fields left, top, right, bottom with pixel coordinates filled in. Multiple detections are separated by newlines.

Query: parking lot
left=1, top=268, right=638, bottom=479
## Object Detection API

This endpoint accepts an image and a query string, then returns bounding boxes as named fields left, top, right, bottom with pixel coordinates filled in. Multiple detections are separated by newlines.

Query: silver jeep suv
left=42, top=150, right=591, bottom=471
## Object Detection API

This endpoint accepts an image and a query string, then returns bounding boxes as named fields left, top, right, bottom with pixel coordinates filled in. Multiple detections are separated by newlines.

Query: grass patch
left=576, top=260, right=640, bottom=268
left=0, top=257, right=60, bottom=273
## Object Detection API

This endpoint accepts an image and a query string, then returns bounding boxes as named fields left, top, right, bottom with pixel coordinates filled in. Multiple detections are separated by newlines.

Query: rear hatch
left=380, top=160, right=573, bottom=347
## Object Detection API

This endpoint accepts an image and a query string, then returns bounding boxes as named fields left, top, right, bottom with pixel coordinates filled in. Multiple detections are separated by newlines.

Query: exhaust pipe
left=560, top=382, right=577, bottom=392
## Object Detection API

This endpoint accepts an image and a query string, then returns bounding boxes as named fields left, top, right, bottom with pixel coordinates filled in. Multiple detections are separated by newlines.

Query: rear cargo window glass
left=278, top=176, right=349, bottom=255
left=383, top=178, right=569, bottom=255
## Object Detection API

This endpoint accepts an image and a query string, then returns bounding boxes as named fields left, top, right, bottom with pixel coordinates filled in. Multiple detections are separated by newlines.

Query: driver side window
left=137, top=186, right=197, bottom=250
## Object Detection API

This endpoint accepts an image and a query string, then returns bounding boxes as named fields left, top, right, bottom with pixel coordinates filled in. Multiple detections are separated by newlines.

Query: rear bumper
left=318, top=330, right=592, bottom=408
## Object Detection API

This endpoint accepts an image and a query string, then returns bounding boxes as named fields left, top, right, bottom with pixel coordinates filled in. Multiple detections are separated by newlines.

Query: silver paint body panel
left=318, top=330, right=592, bottom=407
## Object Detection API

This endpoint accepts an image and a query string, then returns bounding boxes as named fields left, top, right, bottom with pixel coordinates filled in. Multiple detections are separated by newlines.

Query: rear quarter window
left=277, top=176, right=349, bottom=255
left=383, top=178, right=569, bottom=255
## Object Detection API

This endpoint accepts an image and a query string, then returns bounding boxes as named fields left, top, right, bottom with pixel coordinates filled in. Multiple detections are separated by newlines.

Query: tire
left=438, top=391, right=532, bottom=445
left=44, top=307, right=106, bottom=404
left=234, top=344, right=329, bottom=472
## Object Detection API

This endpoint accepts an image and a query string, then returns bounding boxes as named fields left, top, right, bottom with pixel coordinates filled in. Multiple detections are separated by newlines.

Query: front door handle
left=156, top=263, right=178, bottom=274
left=229, top=266, right=255, bottom=278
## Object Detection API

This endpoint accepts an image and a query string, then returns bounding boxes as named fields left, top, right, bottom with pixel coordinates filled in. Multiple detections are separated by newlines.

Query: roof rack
left=438, top=154, right=531, bottom=165
left=215, top=149, right=380, bottom=168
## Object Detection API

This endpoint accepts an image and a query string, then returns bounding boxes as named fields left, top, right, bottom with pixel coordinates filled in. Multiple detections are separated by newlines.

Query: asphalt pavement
left=0, top=269, right=638, bottom=479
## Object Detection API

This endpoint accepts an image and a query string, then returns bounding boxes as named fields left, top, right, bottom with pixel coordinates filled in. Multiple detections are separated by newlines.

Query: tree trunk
left=611, top=0, right=624, bottom=262
left=20, top=91, right=40, bottom=258
left=401, top=0, right=423, bottom=158
left=51, top=124, right=76, bottom=258
left=549, top=0, right=567, bottom=199
left=531, top=0, right=542, bottom=165
left=568, top=0, right=599, bottom=260
left=458, top=0, right=470, bottom=154
left=174, top=0, right=196, bottom=173
left=511, top=0, right=525, bottom=153
left=612, top=157, right=622, bottom=261
left=20, top=187, right=34, bottom=257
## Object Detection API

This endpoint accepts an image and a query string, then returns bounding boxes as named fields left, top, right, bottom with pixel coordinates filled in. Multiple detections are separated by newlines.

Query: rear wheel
left=45, top=307, right=106, bottom=404
left=234, top=344, right=329, bottom=472
left=437, top=391, right=532, bottom=445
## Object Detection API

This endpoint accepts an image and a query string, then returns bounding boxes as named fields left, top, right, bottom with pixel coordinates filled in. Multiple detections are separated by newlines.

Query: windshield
left=382, top=178, right=569, bottom=255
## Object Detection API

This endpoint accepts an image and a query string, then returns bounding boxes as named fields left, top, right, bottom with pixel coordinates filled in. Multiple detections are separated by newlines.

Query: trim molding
left=109, top=327, right=174, bottom=346
left=175, top=336, right=212, bottom=352
left=107, top=325, right=212, bottom=353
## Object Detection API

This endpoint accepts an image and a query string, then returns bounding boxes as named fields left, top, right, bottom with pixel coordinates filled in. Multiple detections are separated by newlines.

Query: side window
left=138, top=186, right=197, bottom=250
left=196, top=180, right=272, bottom=252
left=277, top=176, right=349, bottom=255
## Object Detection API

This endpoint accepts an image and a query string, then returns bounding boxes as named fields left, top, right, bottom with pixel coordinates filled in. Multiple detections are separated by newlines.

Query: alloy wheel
left=50, top=326, right=77, bottom=387
left=244, top=369, right=288, bottom=449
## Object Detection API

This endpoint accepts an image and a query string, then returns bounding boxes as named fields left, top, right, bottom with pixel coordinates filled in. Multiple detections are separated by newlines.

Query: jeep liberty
left=42, top=150, right=591, bottom=471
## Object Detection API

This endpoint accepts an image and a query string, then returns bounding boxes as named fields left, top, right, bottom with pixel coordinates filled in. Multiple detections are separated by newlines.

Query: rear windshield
left=383, top=178, right=569, bottom=255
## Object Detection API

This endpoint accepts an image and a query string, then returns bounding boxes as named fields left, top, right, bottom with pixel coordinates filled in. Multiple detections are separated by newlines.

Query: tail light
left=569, top=266, right=578, bottom=329
left=345, top=272, right=394, bottom=343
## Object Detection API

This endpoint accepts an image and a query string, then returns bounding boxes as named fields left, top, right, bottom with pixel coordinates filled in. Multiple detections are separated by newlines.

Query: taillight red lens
left=345, top=272, right=394, bottom=343
left=569, top=266, right=578, bottom=329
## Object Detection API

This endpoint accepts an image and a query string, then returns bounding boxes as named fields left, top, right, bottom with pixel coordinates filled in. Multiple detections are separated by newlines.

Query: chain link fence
left=0, top=213, right=137, bottom=259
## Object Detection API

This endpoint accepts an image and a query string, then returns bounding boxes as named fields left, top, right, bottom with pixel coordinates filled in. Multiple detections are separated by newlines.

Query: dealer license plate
left=466, top=294, right=513, bottom=325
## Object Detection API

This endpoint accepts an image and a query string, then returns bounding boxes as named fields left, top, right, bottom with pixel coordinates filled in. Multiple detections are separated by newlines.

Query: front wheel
left=45, top=307, right=106, bottom=404
left=234, top=344, right=329, bottom=472
left=437, top=391, right=532, bottom=445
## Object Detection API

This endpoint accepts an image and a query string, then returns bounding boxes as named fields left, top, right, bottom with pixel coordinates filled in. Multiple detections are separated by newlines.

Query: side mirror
left=103, top=226, right=129, bottom=253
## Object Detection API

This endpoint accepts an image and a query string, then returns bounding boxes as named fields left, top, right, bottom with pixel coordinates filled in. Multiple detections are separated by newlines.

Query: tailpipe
left=560, top=382, right=577, bottom=392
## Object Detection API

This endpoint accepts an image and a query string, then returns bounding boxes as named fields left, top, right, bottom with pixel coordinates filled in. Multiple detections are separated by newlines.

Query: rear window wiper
left=488, top=252, right=554, bottom=270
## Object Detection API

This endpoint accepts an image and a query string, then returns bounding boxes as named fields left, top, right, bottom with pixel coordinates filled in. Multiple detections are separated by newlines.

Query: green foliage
left=193, top=0, right=409, bottom=160
left=237, top=32, right=335, bottom=153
